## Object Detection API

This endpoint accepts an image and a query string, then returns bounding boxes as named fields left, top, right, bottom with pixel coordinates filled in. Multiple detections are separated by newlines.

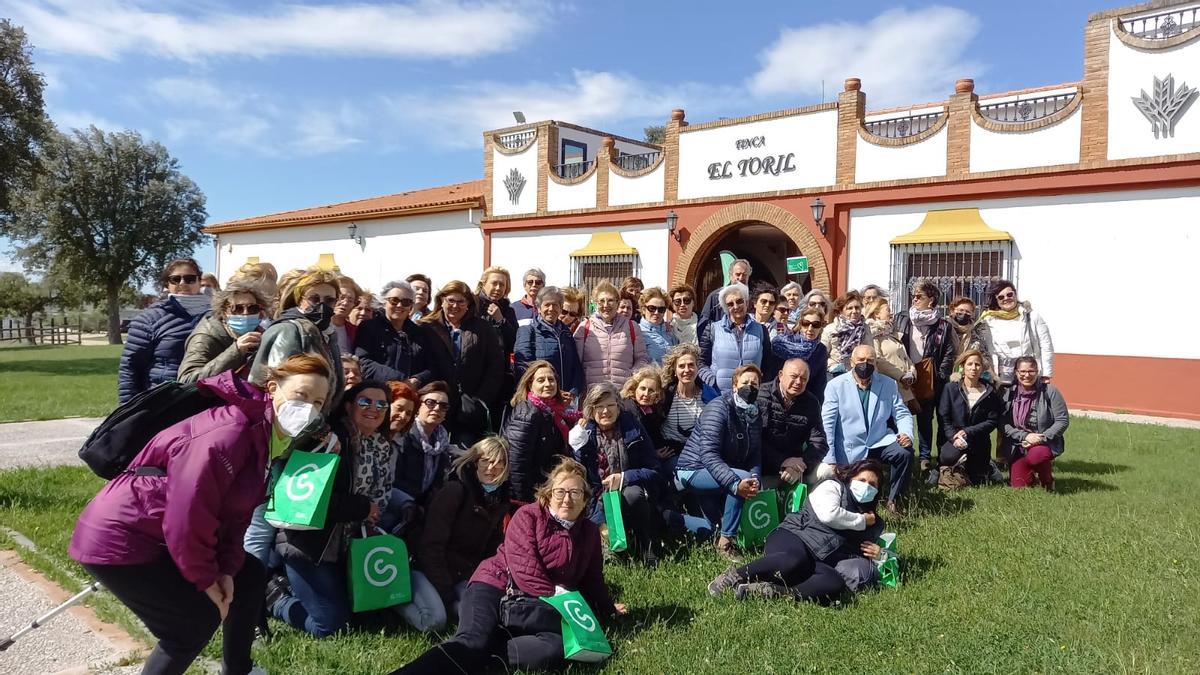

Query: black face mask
left=736, top=385, right=759, bottom=404
left=952, top=314, right=973, bottom=326
left=303, top=302, right=334, bottom=331
left=853, top=362, right=875, bottom=380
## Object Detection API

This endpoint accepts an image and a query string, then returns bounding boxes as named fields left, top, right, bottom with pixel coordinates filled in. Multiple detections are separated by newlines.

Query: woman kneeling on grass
left=708, top=459, right=888, bottom=603
left=393, top=457, right=626, bottom=674
left=70, top=354, right=332, bottom=675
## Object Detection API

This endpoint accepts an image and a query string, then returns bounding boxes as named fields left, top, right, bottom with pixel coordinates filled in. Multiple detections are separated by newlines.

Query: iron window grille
left=570, top=254, right=641, bottom=310
left=889, top=240, right=1018, bottom=313
left=978, top=92, right=1076, bottom=124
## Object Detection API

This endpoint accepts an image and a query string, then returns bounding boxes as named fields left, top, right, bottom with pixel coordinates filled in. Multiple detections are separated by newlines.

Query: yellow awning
left=314, top=253, right=341, bottom=271
left=890, top=208, right=1013, bottom=245
left=245, top=256, right=260, bottom=264
left=570, top=231, right=638, bottom=257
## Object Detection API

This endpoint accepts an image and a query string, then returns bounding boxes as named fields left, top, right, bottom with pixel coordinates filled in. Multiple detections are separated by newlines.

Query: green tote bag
left=347, top=528, right=412, bottom=612
left=737, top=488, right=780, bottom=549
left=602, top=490, right=628, bottom=553
left=541, top=590, right=613, bottom=663
left=263, top=450, right=339, bottom=530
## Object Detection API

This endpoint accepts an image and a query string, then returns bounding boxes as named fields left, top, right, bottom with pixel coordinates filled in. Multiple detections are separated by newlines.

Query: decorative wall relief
left=1131, top=74, right=1198, bottom=138
left=503, top=168, right=526, bottom=205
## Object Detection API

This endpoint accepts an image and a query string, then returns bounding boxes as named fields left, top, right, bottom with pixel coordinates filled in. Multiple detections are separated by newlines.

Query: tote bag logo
left=284, top=463, right=320, bottom=502
left=363, top=546, right=399, bottom=587
left=746, top=500, right=772, bottom=530
left=563, top=599, right=597, bottom=633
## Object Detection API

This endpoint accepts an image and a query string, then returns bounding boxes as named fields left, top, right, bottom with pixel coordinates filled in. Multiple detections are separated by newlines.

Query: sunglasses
left=724, top=298, right=745, bottom=308
left=561, top=310, right=579, bottom=318
left=167, top=274, right=199, bottom=285
left=645, top=305, right=667, bottom=314
left=355, top=396, right=388, bottom=411
left=673, top=297, right=694, bottom=306
left=800, top=320, right=823, bottom=328
left=422, top=398, right=451, bottom=412
left=996, top=291, right=1016, bottom=301
left=385, top=296, right=415, bottom=308
left=304, top=294, right=338, bottom=305
left=229, top=303, right=262, bottom=316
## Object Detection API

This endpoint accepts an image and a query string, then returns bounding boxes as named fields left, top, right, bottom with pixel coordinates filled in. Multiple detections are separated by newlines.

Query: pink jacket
left=70, top=371, right=273, bottom=592
left=574, top=314, right=649, bottom=390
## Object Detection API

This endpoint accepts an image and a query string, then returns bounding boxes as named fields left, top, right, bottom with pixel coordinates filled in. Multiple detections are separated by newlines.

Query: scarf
left=733, top=392, right=759, bottom=422
left=528, top=393, right=581, bottom=442
left=1012, top=386, right=1038, bottom=430
left=550, top=512, right=576, bottom=530
left=980, top=308, right=1020, bottom=322
left=170, top=293, right=212, bottom=317
left=594, top=426, right=624, bottom=480
left=411, top=420, right=450, bottom=493
left=781, top=331, right=821, bottom=360
left=830, top=315, right=867, bottom=362
left=350, top=431, right=396, bottom=509
left=672, top=313, right=697, bottom=344
left=867, top=318, right=893, bottom=339
left=908, top=307, right=940, bottom=327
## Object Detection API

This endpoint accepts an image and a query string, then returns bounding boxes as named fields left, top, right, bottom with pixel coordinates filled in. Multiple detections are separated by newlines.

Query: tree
left=3, top=127, right=208, bottom=344
left=0, top=271, right=52, bottom=344
left=0, top=19, right=51, bottom=216
left=643, top=125, right=666, bottom=145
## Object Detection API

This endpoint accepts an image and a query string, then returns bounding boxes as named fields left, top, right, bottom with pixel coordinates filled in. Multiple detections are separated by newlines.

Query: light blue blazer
left=821, top=373, right=914, bottom=465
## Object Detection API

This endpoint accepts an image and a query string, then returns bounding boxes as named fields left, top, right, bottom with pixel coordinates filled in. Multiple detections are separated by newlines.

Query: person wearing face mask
left=502, top=361, right=577, bottom=503
left=821, top=291, right=871, bottom=377
left=575, top=280, right=650, bottom=390
left=980, top=280, right=1054, bottom=387
left=894, top=281, right=958, bottom=473
left=71, top=354, right=331, bottom=675
left=513, top=285, right=584, bottom=401
left=772, top=307, right=830, bottom=403
left=819, top=345, right=914, bottom=516
left=178, top=281, right=272, bottom=384
left=200, top=273, right=221, bottom=296
left=947, top=296, right=991, bottom=361
left=757, top=359, right=828, bottom=491
left=353, top=280, right=433, bottom=390
left=699, top=283, right=771, bottom=394
left=674, top=365, right=765, bottom=560
left=118, top=258, right=210, bottom=403
left=708, top=459, right=888, bottom=603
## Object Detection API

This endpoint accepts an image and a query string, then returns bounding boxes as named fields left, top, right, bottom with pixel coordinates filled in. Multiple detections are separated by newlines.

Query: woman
left=411, top=437, right=512, bottom=631
left=617, top=297, right=635, bottom=320
left=699, top=283, right=769, bottom=392
left=72, top=354, right=331, bottom=674
left=863, top=299, right=917, bottom=407
left=353, top=280, right=431, bottom=389
left=772, top=307, right=829, bottom=402
left=708, top=459, right=887, bottom=603
left=503, top=360, right=577, bottom=502
left=674, top=365, right=764, bottom=559
left=513, top=285, right=585, bottom=400
left=475, top=265, right=518, bottom=367
left=387, top=380, right=419, bottom=438
left=751, top=282, right=778, bottom=326
left=1002, top=356, right=1069, bottom=490
left=393, top=458, right=625, bottom=674
left=780, top=282, right=803, bottom=327
left=820, top=291, right=869, bottom=376
left=267, top=380, right=389, bottom=638
left=406, top=273, right=432, bottom=321
left=799, top=289, right=832, bottom=324
left=669, top=283, right=699, bottom=345
left=349, top=294, right=373, bottom=326
left=980, top=280, right=1054, bottom=386
left=575, top=280, right=650, bottom=389
left=118, top=258, right=209, bottom=403
left=560, top=286, right=586, bottom=334
left=619, top=366, right=670, bottom=460
left=331, top=276, right=363, bottom=355
left=391, top=381, right=453, bottom=515
left=342, top=354, right=363, bottom=390
left=421, top=280, right=505, bottom=445
left=660, top=344, right=719, bottom=470
left=620, top=275, right=645, bottom=323
left=860, top=284, right=887, bottom=307
left=894, top=281, right=958, bottom=471
left=947, top=296, right=991, bottom=361
left=638, top=286, right=677, bottom=364
left=937, top=349, right=1003, bottom=485
left=178, top=280, right=272, bottom=384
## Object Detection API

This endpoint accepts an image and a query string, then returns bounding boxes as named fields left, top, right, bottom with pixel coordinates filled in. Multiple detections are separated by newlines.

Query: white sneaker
left=248, top=666, right=269, bottom=675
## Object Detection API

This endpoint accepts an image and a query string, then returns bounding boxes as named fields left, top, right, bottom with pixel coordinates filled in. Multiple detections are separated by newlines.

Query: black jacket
left=424, top=315, right=506, bottom=433
left=780, top=479, right=884, bottom=561
left=352, top=313, right=433, bottom=385
left=756, top=380, right=828, bottom=475
left=675, top=393, right=762, bottom=490
left=894, top=314, right=957, bottom=395
left=502, top=399, right=569, bottom=502
left=937, top=381, right=1003, bottom=451
left=620, top=398, right=668, bottom=454
left=392, top=424, right=451, bottom=504
left=476, top=292, right=518, bottom=358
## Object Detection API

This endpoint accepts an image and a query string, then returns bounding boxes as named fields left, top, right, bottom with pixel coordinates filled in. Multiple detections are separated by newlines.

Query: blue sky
left=1, top=0, right=1103, bottom=276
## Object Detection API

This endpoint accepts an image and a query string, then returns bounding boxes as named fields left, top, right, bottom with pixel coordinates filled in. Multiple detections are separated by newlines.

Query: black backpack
left=79, top=381, right=221, bottom=479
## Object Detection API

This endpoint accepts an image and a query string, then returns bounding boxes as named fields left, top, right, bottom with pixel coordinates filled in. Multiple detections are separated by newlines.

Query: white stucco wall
left=609, top=162, right=665, bottom=206
left=846, top=187, right=1200, bottom=359
left=855, top=126, right=948, bottom=183
left=970, top=104, right=1083, bottom=173
left=1107, top=24, right=1200, bottom=160
left=546, top=172, right=597, bottom=212
left=491, top=141, right=538, bottom=216
left=215, top=209, right=483, bottom=296
left=676, top=110, right=838, bottom=200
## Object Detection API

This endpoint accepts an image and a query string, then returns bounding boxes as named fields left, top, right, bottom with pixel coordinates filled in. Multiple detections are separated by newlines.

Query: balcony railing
left=614, top=151, right=661, bottom=172
left=978, top=92, right=1076, bottom=124
left=497, top=130, right=536, bottom=149
left=554, top=160, right=594, bottom=179
left=1121, top=6, right=1200, bottom=39
left=863, top=111, right=942, bottom=139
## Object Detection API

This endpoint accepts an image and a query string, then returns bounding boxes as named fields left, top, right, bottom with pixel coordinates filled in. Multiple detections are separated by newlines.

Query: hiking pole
left=0, top=582, right=102, bottom=652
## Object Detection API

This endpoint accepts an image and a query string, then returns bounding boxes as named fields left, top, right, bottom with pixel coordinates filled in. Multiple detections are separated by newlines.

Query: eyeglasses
left=912, top=293, right=927, bottom=300
left=168, top=274, right=199, bottom=285
left=673, top=297, right=694, bottom=306
left=551, top=488, right=585, bottom=500
left=355, top=396, right=388, bottom=411
left=757, top=298, right=775, bottom=305
left=724, top=298, right=745, bottom=308
left=996, top=291, right=1016, bottom=301
left=304, top=294, right=338, bottom=306
left=385, top=296, right=415, bottom=308
left=645, top=305, right=667, bottom=314
left=422, top=398, right=451, bottom=412
left=561, top=309, right=579, bottom=318
left=596, top=298, right=616, bottom=306
left=524, top=279, right=544, bottom=287
left=442, top=297, right=466, bottom=307
left=229, top=303, right=262, bottom=316
left=800, top=320, right=823, bottom=328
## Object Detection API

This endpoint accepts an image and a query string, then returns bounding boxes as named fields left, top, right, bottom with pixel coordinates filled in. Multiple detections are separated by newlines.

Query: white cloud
left=6, top=0, right=546, bottom=62
left=291, top=105, right=366, bottom=155
left=53, top=108, right=126, bottom=133
left=749, top=6, right=984, bottom=108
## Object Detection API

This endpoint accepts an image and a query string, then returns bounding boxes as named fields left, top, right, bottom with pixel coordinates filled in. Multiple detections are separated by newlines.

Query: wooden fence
left=0, top=317, right=84, bottom=345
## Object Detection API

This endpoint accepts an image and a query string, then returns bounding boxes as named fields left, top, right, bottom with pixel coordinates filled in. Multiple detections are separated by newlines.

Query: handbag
left=913, top=358, right=936, bottom=401
left=263, top=442, right=339, bottom=530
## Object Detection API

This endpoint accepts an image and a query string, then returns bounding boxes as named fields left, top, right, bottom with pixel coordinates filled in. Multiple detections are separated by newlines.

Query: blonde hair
left=511, top=360, right=565, bottom=407
left=477, top=266, right=511, bottom=296
left=863, top=298, right=891, bottom=320
left=620, top=366, right=663, bottom=400
left=561, top=286, right=585, bottom=309
left=276, top=267, right=340, bottom=317
left=661, top=343, right=701, bottom=389
left=638, top=286, right=669, bottom=311
left=535, top=456, right=592, bottom=507
left=452, top=436, right=510, bottom=483
left=591, top=280, right=619, bottom=302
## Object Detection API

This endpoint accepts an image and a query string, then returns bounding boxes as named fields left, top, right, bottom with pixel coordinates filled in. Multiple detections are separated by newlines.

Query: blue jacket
left=699, top=315, right=768, bottom=392
left=821, top=374, right=914, bottom=465
left=676, top=393, right=762, bottom=491
left=638, top=318, right=677, bottom=365
left=514, top=316, right=585, bottom=398
left=571, top=411, right=660, bottom=496
left=771, top=332, right=830, bottom=403
left=117, top=297, right=202, bottom=403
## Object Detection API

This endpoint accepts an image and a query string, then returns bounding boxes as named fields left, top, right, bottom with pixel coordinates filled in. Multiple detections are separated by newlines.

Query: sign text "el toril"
left=708, top=136, right=797, bottom=180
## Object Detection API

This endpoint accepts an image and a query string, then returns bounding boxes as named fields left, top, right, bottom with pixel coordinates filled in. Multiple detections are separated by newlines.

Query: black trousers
left=939, top=439, right=992, bottom=484
left=735, top=528, right=847, bottom=603
left=83, top=554, right=265, bottom=675
left=392, top=581, right=564, bottom=674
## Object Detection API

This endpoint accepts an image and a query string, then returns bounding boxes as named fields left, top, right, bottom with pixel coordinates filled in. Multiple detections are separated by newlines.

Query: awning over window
left=889, top=208, right=1013, bottom=245
left=315, top=253, right=341, bottom=271
left=570, top=231, right=638, bottom=257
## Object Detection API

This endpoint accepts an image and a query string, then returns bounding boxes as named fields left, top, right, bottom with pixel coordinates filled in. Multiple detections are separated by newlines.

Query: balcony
left=554, top=160, right=594, bottom=179
left=1120, top=6, right=1200, bottom=39
left=496, top=129, right=536, bottom=150
left=864, top=111, right=942, bottom=139
left=978, top=92, right=1077, bottom=124
left=614, top=151, right=662, bottom=172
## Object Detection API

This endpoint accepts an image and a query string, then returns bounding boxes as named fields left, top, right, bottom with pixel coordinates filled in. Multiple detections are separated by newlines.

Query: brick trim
left=837, top=82, right=864, bottom=186
left=664, top=109, right=684, bottom=201
left=857, top=110, right=949, bottom=147
left=680, top=102, right=838, bottom=133
left=595, top=137, right=613, bottom=209
left=536, top=123, right=553, bottom=214
left=1080, top=19, right=1111, bottom=163
left=545, top=157, right=599, bottom=186
left=1111, top=15, right=1200, bottom=49
left=1089, top=0, right=1194, bottom=21
left=946, top=82, right=977, bottom=178
left=970, top=90, right=1083, bottom=133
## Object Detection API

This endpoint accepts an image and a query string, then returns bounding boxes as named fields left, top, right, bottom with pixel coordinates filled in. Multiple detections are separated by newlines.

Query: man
left=820, top=344, right=915, bottom=515
left=757, top=359, right=827, bottom=491
left=512, top=268, right=545, bottom=326
left=701, top=258, right=752, bottom=324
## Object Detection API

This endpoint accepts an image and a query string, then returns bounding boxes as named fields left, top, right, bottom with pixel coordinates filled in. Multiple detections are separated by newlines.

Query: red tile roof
left=205, top=179, right=484, bottom=233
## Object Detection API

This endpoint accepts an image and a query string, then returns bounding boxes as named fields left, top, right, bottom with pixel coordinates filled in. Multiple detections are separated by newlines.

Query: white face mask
left=849, top=480, right=878, bottom=503
left=276, top=399, right=319, bottom=438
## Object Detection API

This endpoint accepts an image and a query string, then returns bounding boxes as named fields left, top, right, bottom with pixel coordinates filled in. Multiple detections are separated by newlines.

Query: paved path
left=0, top=418, right=102, bottom=471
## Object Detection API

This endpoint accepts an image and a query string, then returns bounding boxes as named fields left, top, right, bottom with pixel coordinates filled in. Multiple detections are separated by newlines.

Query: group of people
left=72, top=254, right=1069, bottom=674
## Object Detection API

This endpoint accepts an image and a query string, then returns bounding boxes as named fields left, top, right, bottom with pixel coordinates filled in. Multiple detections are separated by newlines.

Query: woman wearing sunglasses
left=979, top=279, right=1055, bottom=388
left=178, top=281, right=273, bottom=384
left=771, top=306, right=829, bottom=403
left=391, top=381, right=454, bottom=516
left=118, top=257, right=209, bottom=403
left=638, top=286, right=678, bottom=365
left=352, top=280, right=432, bottom=391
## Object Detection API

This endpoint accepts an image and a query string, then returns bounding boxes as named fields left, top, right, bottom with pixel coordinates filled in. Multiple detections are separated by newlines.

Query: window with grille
left=889, top=240, right=1017, bottom=312
left=570, top=254, right=640, bottom=311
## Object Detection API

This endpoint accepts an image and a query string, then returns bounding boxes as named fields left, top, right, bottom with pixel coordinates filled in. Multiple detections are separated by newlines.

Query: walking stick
left=0, top=582, right=102, bottom=651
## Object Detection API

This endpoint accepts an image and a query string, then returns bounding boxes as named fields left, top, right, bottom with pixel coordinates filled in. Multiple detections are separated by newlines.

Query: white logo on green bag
left=363, top=546, right=398, bottom=587
left=564, top=599, right=597, bottom=633
left=747, top=500, right=771, bottom=530
left=285, top=463, right=320, bottom=502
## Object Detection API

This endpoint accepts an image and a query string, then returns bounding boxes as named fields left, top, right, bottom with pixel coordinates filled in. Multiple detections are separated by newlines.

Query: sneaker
left=264, top=573, right=291, bottom=613
left=714, top=536, right=743, bottom=563
left=734, top=581, right=790, bottom=601
left=707, top=566, right=741, bottom=597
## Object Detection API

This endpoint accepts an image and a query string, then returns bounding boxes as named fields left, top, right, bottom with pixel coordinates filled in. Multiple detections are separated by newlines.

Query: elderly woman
left=981, top=280, right=1054, bottom=386
left=342, top=354, right=363, bottom=390
left=570, top=382, right=662, bottom=565
left=699, top=282, right=770, bottom=393
left=863, top=298, right=917, bottom=407
left=178, top=280, right=272, bottom=384
left=860, top=284, right=887, bottom=307
left=560, top=286, right=586, bottom=334
left=393, top=458, right=625, bottom=674
left=780, top=281, right=803, bottom=327
left=73, top=354, right=330, bottom=675
left=503, top=360, right=577, bottom=503
left=669, top=283, right=699, bottom=345
left=476, top=265, right=518, bottom=363
left=513, top=268, right=546, bottom=324
left=118, top=257, right=210, bottom=403
left=575, top=280, right=649, bottom=389
left=772, top=307, right=829, bottom=402
left=406, top=274, right=432, bottom=321
left=387, top=380, right=418, bottom=437
left=620, top=276, right=645, bottom=323
left=638, top=286, right=678, bottom=365
left=799, top=288, right=832, bottom=324
left=895, top=281, right=958, bottom=471
left=937, top=349, right=1003, bottom=485
left=820, top=291, right=869, bottom=377
left=1002, top=356, right=1068, bottom=490
left=674, top=364, right=764, bottom=559
left=513, top=285, right=584, bottom=400
left=660, top=344, right=720, bottom=465
left=353, top=280, right=432, bottom=389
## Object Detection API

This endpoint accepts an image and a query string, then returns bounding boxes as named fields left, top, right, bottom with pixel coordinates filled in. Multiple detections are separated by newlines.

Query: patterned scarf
left=594, top=426, right=624, bottom=480
left=830, top=315, right=867, bottom=362
left=908, top=307, right=941, bottom=327
left=867, top=318, right=893, bottom=339
left=410, top=420, right=450, bottom=493
left=527, top=393, right=581, bottom=442
left=350, top=431, right=396, bottom=509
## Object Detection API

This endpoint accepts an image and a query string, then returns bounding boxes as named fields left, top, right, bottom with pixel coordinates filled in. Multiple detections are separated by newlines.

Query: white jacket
left=982, top=305, right=1054, bottom=378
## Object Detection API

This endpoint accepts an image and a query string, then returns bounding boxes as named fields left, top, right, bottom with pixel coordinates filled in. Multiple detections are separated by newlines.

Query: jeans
left=869, top=442, right=913, bottom=504
left=377, top=488, right=416, bottom=534
left=272, top=556, right=350, bottom=638
left=1010, top=444, right=1054, bottom=488
left=395, top=570, right=448, bottom=633
left=734, top=528, right=847, bottom=603
left=83, top=555, right=265, bottom=675
left=674, top=467, right=753, bottom=538
left=243, top=503, right=279, bottom=569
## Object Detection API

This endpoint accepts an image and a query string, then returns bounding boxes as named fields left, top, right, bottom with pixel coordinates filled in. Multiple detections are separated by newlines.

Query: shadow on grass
left=1053, top=477, right=1118, bottom=494
left=909, top=490, right=975, bottom=518
left=898, top=553, right=944, bottom=585
left=1055, top=459, right=1132, bottom=475
left=613, top=602, right=697, bottom=636
left=0, top=358, right=120, bottom=376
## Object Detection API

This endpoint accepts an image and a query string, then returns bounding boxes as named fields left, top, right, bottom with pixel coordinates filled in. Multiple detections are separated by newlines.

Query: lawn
left=1, top=416, right=1197, bottom=673
left=0, top=344, right=122, bottom=422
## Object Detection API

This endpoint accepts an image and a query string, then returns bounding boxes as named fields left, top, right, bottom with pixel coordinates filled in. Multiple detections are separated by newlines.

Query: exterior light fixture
left=811, top=197, right=827, bottom=236
left=348, top=222, right=363, bottom=246
left=513, top=111, right=526, bottom=124
left=666, top=210, right=681, bottom=243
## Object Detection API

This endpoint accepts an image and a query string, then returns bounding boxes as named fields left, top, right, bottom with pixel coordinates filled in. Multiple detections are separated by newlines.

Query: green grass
left=0, top=344, right=122, bottom=422
left=1, top=417, right=1198, bottom=673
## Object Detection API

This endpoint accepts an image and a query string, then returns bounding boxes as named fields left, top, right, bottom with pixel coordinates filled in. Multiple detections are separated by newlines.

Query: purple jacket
left=70, top=371, right=273, bottom=592
left=471, top=502, right=616, bottom=615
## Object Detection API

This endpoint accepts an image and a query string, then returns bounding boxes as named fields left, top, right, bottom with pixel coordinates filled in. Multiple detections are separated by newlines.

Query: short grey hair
left=536, top=285, right=564, bottom=306
left=523, top=268, right=546, bottom=282
left=729, top=258, right=753, bottom=275
left=860, top=284, right=888, bottom=299
left=380, top=280, right=414, bottom=298
left=719, top=282, right=749, bottom=310
left=780, top=281, right=803, bottom=297
left=581, top=382, right=620, bottom=421
left=802, top=289, right=832, bottom=307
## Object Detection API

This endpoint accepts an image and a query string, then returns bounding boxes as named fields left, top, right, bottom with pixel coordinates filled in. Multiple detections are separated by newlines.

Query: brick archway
left=673, top=201, right=832, bottom=293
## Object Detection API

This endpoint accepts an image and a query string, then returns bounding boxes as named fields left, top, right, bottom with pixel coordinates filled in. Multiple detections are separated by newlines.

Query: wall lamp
left=811, top=197, right=827, bottom=236
left=347, top=222, right=364, bottom=246
left=666, top=209, right=681, bottom=243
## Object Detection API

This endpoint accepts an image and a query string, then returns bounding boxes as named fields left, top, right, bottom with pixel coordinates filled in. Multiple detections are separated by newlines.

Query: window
left=561, top=139, right=587, bottom=165
left=889, top=240, right=1017, bottom=312
left=570, top=255, right=640, bottom=309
